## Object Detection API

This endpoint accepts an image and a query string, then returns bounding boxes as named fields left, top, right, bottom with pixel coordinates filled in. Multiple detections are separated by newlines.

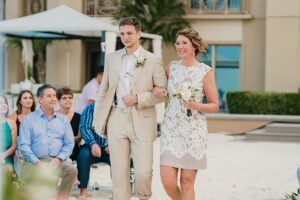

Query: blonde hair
left=176, top=28, right=207, bottom=56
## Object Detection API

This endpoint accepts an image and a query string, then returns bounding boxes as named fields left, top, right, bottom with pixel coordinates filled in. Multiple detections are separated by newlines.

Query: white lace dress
left=160, top=60, right=212, bottom=169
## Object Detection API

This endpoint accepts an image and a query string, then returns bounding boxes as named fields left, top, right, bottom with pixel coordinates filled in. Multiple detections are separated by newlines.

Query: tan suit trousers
left=107, top=107, right=153, bottom=200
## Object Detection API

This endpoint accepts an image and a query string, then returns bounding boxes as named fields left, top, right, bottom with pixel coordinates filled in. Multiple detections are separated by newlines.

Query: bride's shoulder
left=169, top=60, right=181, bottom=67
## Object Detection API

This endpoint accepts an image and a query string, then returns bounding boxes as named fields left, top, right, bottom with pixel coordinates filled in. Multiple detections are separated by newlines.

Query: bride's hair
left=176, top=28, right=207, bottom=56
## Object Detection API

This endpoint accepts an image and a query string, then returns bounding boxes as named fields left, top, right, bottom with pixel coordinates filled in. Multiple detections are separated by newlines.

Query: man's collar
left=122, top=45, right=142, bottom=58
left=37, top=107, right=57, bottom=118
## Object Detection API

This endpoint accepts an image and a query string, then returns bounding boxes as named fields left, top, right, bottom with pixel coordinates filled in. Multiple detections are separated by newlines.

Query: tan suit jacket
left=93, top=47, right=167, bottom=142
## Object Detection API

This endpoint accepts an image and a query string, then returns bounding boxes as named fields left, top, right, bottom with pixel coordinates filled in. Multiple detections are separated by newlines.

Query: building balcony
left=82, top=0, right=251, bottom=19
left=183, top=0, right=252, bottom=19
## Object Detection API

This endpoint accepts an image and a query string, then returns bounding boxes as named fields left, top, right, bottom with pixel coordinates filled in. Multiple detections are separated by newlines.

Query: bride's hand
left=153, top=87, right=168, bottom=97
left=183, top=101, right=200, bottom=111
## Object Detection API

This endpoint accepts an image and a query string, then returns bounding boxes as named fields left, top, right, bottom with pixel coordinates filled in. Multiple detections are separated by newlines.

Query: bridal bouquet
left=173, top=82, right=199, bottom=117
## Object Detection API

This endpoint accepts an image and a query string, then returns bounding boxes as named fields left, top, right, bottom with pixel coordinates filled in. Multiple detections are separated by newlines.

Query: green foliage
left=3, top=166, right=58, bottom=200
left=6, top=38, right=22, bottom=49
left=114, top=0, right=190, bottom=43
left=3, top=173, right=30, bottom=200
left=281, top=188, right=300, bottom=200
left=6, top=37, right=52, bottom=54
left=227, top=91, right=300, bottom=115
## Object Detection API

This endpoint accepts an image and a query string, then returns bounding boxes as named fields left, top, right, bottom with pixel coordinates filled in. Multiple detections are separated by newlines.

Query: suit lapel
left=112, top=49, right=124, bottom=84
left=130, top=48, right=147, bottom=92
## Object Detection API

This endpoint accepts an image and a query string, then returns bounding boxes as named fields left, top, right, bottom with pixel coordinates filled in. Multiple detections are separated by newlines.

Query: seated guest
left=77, top=102, right=110, bottom=198
left=57, top=87, right=81, bottom=161
left=0, top=95, right=17, bottom=176
left=76, top=67, right=103, bottom=114
left=9, top=90, right=36, bottom=136
left=18, top=84, right=77, bottom=200
left=8, top=90, right=35, bottom=175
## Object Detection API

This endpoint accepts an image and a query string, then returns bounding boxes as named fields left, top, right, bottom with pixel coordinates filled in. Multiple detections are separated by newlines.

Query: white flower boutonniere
left=135, top=57, right=146, bottom=69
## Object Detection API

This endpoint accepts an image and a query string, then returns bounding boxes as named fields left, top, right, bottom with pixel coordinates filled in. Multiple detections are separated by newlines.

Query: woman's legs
left=180, top=169, right=197, bottom=200
left=160, top=165, right=181, bottom=200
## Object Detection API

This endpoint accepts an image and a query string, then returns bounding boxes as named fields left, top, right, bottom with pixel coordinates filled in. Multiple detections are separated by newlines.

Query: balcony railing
left=84, top=0, right=118, bottom=17
left=83, top=0, right=249, bottom=18
left=185, top=0, right=249, bottom=15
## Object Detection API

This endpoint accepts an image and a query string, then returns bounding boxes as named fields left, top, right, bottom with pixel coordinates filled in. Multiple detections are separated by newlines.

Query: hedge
left=226, top=91, right=300, bottom=115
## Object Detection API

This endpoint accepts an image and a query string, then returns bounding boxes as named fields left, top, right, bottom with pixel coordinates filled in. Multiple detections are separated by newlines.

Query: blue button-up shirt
left=18, top=108, right=74, bottom=164
left=80, top=103, right=107, bottom=147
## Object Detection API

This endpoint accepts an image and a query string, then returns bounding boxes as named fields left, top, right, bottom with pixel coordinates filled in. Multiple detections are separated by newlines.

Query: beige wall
left=5, top=0, right=24, bottom=19
left=265, top=0, right=300, bottom=92
left=5, top=47, right=23, bottom=88
left=47, top=0, right=82, bottom=12
left=46, top=40, right=84, bottom=90
left=45, top=0, right=85, bottom=90
left=241, top=0, right=266, bottom=91
left=4, top=0, right=25, bottom=90
left=191, top=20, right=243, bottom=43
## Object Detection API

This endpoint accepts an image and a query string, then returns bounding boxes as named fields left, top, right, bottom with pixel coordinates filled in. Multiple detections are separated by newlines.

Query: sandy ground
left=70, top=133, right=300, bottom=200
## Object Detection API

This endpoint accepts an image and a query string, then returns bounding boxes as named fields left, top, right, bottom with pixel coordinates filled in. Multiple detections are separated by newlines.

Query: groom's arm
left=137, top=56, right=168, bottom=109
left=92, top=54, right=111, bottom=129
left=95, top=54, right=111, bottom=104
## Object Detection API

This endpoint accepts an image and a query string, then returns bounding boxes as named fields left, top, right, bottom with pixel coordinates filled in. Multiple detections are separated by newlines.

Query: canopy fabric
left=0, top=5, right=117, bottom=33
left=0, top=5, right=162, bottom=40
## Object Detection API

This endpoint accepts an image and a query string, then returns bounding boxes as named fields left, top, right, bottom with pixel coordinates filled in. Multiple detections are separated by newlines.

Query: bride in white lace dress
left=154, top=28, right=219, bottom=200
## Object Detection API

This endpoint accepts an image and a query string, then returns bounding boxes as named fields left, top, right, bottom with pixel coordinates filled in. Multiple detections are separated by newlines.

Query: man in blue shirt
left=77, top=102, right=110, bottom=198
left=18, top=84, right=77, bottom=200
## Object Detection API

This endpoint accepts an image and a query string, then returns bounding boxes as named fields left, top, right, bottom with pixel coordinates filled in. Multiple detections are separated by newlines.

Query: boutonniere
left=135, top=57, right=146, bottom=69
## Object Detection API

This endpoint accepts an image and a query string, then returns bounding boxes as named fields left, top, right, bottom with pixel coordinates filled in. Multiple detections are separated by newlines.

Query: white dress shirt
left=116, top=46, right=141, bottom=108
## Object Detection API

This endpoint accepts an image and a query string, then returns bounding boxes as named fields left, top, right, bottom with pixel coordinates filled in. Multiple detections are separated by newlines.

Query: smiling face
left=175, top=34, right=195, bottom=59
left=38, top=88, right=57, bottom=111
left=58, top=94, right=73, bottom=110
left=0, top=96, right=9, bottom=116
left=20, top=92, right=34, bottom=109
left=119, top=25, right=141, bottom=49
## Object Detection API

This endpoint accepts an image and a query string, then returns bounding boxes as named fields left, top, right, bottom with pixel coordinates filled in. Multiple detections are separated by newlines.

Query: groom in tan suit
left=92, top=17, right=167, bottom=200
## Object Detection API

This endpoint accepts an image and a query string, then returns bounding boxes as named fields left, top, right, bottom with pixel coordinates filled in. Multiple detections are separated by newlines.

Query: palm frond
left=114, top=0, right=190, bottom=43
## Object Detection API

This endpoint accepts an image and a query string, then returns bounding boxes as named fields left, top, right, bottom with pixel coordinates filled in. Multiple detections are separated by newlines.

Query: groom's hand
left=91, top=144, right=101, bottom=157
left=122, top=95, right=138, bottom=107
left=153, top=87, right=168, bottom=97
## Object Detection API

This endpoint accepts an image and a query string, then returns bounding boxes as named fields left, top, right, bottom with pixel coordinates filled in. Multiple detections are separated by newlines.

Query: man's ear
left=137, top=30, right=142, bottom=38
left=37, top=96, right=42, bottom=104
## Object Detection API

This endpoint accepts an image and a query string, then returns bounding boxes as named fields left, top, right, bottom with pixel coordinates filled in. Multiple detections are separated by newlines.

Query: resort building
left=1, top=0, right=300, bottom=109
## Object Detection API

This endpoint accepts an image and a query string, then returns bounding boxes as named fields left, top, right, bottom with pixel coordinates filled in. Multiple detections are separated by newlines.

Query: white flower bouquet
left=173, top=82, right=199, bottom=117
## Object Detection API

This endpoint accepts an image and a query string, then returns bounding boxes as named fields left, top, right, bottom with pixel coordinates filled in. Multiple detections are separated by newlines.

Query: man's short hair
left=94, top=67, right=104, bottom=78
left=37, top=84, right=56, bottom=97
left=119, top=17, right=141, bottom=32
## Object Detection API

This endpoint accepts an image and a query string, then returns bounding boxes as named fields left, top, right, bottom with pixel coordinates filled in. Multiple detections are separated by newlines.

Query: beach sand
left=71, top=133, right=300, bottom=200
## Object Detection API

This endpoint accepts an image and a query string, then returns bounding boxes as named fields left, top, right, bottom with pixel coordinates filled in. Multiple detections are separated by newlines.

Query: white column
left=152, top=38, right=164, bottom=125
left=104, top=31, right=117, bottom=56
left=0, top=1, right=4, bottom=198
left=0, top=0, right=4, bottom=93
left=152, top=38, right=162, bottom=57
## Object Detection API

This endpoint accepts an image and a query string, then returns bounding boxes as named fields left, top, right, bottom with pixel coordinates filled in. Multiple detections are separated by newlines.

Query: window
left=199, top=45, right=240, bottom=112
left=189, top=0, right=244, bottom=14
left=84, top=0, right=118, bottom=17
left=24, top=0, right=46, bottom=15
